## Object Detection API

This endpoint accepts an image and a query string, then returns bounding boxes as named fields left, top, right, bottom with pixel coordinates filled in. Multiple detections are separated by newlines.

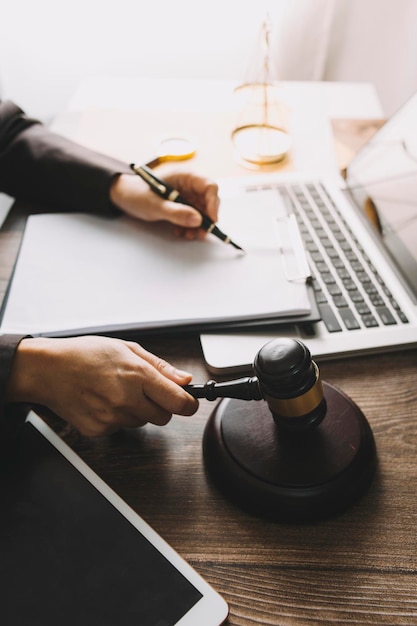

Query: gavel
left=186, top=338, right=377, bottom=522
left=185, top=338, right=326, bottom=432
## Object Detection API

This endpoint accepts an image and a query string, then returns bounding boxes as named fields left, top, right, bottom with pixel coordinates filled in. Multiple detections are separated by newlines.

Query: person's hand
left=5, top=336, right=199, bottom=437
left=109, top=170, right=219, bottom=240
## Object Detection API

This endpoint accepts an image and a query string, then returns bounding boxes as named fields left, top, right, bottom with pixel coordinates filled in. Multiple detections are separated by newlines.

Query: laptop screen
left=345, top=91, right=417, bottom=298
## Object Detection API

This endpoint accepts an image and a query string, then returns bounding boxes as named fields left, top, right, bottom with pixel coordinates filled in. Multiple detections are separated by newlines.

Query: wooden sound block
left=203, top=381, right=376, bottom=522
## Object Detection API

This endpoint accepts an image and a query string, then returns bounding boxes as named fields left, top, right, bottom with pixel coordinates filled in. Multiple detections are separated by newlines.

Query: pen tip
left=230, top=241, right=245, bottom=253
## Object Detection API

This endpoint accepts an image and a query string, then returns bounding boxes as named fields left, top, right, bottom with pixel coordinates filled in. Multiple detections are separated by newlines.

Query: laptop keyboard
left=281, top=182, right=409, bottom=333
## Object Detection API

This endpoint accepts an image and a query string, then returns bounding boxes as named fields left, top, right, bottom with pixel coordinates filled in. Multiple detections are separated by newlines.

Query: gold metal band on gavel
left=265, top=363, right=324, bottom=418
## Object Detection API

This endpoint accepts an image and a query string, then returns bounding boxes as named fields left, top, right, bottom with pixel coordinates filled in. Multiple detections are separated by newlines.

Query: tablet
left=0, top=411, right=228, bottom=626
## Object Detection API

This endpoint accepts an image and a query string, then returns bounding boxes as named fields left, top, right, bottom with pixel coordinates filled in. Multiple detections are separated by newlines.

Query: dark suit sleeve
left=0, top=334, right=30, bottom=464
left=0, top=100, right=132, bottom=215
left=0, top=101, right=135, bottom=458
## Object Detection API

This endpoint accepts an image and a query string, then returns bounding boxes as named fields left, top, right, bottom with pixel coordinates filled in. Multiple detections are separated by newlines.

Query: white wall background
left=273, top=0, right=417, bottom=118
left=0, top=0, right=277, bottom=121
left=1, top=0, right=416, bottom=122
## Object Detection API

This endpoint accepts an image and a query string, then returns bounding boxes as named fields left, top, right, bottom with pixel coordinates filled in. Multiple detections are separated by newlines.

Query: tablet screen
left=0, top=413, right=227, bottom=626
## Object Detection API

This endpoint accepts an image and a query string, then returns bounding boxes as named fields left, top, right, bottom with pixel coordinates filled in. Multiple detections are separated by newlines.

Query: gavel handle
left=184, top=377, right=263, bottom=401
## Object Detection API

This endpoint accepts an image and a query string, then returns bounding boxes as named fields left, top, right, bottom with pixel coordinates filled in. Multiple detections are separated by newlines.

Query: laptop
left=200, top=91, right=417, bottom=374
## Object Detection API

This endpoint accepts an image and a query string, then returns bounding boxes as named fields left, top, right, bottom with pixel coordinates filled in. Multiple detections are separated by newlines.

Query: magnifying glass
left=145, top=137, right=197, bottom=168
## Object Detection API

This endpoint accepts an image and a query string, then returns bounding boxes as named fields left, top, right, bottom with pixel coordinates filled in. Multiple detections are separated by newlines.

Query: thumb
left=160, top=200, right=203, bottom=229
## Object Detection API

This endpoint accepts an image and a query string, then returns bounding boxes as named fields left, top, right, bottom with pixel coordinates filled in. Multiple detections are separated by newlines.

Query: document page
left=0, top=185, right=311, bottom=336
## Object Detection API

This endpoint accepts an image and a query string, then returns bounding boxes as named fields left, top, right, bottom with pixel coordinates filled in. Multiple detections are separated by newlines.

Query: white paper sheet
left=0, top=185, right=311, bottom=336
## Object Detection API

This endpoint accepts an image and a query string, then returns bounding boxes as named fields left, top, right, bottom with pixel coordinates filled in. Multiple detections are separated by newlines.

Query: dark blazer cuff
left=0, top=334, right=32, bottom=465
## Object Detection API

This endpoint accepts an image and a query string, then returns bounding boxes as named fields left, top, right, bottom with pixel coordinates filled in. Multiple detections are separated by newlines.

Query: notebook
left=0, top=189, right=319, bottom=337
left=200, top=91, right=417, bottom=374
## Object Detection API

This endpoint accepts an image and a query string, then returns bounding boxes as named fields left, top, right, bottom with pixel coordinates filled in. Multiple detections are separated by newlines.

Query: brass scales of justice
left=231, top=16, right=292, bottom=167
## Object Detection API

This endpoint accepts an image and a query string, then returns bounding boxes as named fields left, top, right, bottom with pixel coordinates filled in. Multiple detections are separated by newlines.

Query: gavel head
left=253, top=338, right=327, bottom=431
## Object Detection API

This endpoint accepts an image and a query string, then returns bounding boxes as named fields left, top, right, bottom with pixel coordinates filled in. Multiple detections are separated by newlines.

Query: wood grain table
left=1, top=121, right=416, bottom=625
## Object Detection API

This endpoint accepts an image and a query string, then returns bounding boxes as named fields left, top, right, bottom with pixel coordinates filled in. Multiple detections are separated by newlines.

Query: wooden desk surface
left=1, top=121, right=417, bottom=625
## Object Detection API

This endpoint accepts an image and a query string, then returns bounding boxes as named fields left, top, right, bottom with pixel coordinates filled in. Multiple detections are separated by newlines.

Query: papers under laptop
left=201, top=91, right=417, bottom=374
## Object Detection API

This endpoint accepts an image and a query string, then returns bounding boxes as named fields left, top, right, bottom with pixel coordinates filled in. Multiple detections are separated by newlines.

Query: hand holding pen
left=130, top=163, right=244, bottom=251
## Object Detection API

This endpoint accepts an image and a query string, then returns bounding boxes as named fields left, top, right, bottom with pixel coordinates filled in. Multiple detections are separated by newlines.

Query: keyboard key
left=369, top=294, right=385, bottom=307
left=327, top=248, right=340, bottom=259
left=345, top=251, right=358, bottom=262
left=342, top=278, right=357, bottom=291
left=315, top=261, right=329, bottom=273
left=339, top=308, right=361, bottom=330
left=312, top=277, right=322, bottom=291
left=331, top=257, right=345, bottom=270
left=340, top=241, right=353, bottom=252
left=318, top=305, right=342, bottom=332
left=336, top=268, right=350, bottom=280
left=322, top=272, right=336, bottom=284
left=350, top=261, right=364, bottom=272
left=357, top=271, right=371, bottom=283
left=356, top=303, right=371, bottom=315
left=321, top=237, right=333, bottom=248
left=333, top=295, right=349, bottom=308
left=315, top=291, right=328, bottom=304
left=350, top=290, right=365, bottom=303
left=398, top=311, right=409, bottom=323
left=334, top=230, right=346, bottom=242
left=363, top=283, right=378, bottom=295
left=376, top=307, right=397, bottom=325
left=362, top=314, right=379, bottom=328
left=328, top=283, right=342, bottom=296
left=310, top=251, right=324, bottom=263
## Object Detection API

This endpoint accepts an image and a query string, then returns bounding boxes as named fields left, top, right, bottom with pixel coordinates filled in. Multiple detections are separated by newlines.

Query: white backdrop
left=1, top=0, right=416, bottom=121
left=273, top=0, right=417, bottom=117
left=0, top=0, right=276, bottom=120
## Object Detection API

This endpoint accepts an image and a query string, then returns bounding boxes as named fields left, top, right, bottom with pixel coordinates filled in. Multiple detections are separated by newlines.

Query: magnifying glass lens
left=145, top=137, right=196, bottom=168
left=158, top=137, right=196, bottom=159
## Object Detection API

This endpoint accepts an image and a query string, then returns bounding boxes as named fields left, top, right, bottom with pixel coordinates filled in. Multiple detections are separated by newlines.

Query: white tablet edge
left=25, top=410, right=229, bottom=626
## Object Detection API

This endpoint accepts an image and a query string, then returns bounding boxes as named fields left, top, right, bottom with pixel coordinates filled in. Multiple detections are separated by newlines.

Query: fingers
left=170, top=173, right=220, bottom=222
left=176, top=175, right=220, bottom=240
left=157, top=200, right=203, bottom=230
left=65, top=364, right=197, bottom=438
left=126, top=341, right=192, bottom=383
left=154, top=172, right=220, bottom=233
left=125, top=341, right=199, bottom=419
left=112, top=170, right=220, bottom=240
left=33, top=336, right=199, bottom=438
left=143, top=377, right=199, bottom=421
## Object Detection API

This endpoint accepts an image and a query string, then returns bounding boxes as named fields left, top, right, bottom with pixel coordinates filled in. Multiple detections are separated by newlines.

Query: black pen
left=130, top=163, right=244, bottom=252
